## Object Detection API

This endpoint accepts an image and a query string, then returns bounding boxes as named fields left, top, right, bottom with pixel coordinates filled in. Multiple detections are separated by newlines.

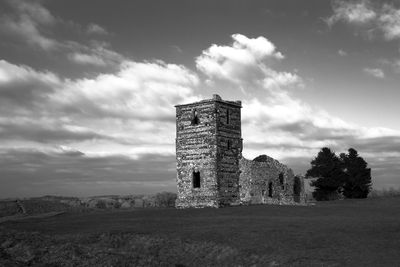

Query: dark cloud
left=350, top=136, right=400, bottom=154
left=269, top=120, right=356, bottom=141
left=0, top=60, right=59, bottom=111
left=0, top=121, right=111, bottom=143
left=0, top=148, right=176, bottom=198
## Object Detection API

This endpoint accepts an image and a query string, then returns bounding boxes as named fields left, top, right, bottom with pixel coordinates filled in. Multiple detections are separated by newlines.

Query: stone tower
left=175, top=94, right=242, bottom=208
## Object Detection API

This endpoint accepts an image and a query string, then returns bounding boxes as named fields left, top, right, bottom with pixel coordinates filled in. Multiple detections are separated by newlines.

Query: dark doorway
left=193, top=171, right=200, bottom=188
left=268, top=182, right=273, bottom=197
left=293, top=176, right=301, bottom=202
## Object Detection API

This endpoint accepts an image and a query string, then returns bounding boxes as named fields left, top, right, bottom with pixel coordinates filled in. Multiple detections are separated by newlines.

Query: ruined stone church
left=175, top=94, right=304, bottom=208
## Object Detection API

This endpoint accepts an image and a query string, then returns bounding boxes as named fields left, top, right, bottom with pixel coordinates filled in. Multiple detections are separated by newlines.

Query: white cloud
left=379, top=4, right=400, bottom=40
left=327, top=1, right=400, bottom=41
left=1, top=14, right=57, bottom=50
left=196, top=34, right=301, bottom=91
left=52, top=60, right=199, bottom=120
left=0, top=58, right=200, bottom=158
left=12, top=0, right=56, bottom=25
left=68, top=53, right=107, bottom=66
left=0, top=59, right=60, bottom=108
left=2, top=29, right=400, bottom=193
left=363, top=67, right=385, bottom=78
left=0, top=0, right=58, bottom=50
left=338, top=49, right=348, bottom=56
left=87, top=23, right=108, bottom=35
left=326, top=0, right=376, bottom=26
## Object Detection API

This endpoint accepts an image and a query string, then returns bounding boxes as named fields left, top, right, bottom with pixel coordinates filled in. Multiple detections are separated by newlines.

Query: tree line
left=306, top=147, right=372, bottom=201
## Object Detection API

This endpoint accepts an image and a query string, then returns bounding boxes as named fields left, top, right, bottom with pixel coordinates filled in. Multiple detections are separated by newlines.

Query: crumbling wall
left=239, top=155, right=305, bottom=205
left=175, top=95, right=305, bottom=208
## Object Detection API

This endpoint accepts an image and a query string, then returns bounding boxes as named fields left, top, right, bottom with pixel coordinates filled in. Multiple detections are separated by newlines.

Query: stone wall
left=175, top=95, right=305, bottom=208
left=239, top=155, right=305, bottom=205
left=215, top=98, right=242, bottom=206
left=175, top=95, right=242, bottom=208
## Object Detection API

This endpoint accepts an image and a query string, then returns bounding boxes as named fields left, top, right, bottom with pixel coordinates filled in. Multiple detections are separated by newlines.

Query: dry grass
left=2, top=197, right=400, bottom=266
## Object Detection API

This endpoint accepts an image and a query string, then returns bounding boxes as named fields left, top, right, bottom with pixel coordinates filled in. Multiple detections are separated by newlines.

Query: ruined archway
left=293, top=176, right=301, bottom=202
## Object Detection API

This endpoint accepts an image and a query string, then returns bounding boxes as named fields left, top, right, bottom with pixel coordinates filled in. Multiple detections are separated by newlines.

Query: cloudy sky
left=1, top=0, right=400, bottom=198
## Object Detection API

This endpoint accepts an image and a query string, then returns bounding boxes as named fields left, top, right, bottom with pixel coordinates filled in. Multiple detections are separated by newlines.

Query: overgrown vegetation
left=306, top=147, right=372, bottom=200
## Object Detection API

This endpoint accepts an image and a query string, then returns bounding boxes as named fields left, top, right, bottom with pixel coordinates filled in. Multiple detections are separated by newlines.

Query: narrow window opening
left=268, top=182, right=273, bottom=197
left=279, top=173, right=284, bottom=190
left=226, top=109, right=230, bottom=124
left=227, top=140, right=231, bottom=150
left=191, top=109, right=199, bottom=125
left=293, top=176, right=301, bottom=203
left=193, top=170, right=200, bottom=188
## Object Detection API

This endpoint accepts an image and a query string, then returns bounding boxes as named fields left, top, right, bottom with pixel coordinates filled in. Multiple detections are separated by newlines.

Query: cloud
left=66, top=41, right=124, bottom=67
left=0, top=59, right=60, bottom=109
left=2, top=29, right=400, bottom=195
left=338, top=49, right=348, bottom=56
left=0, top=58, right=198, bottom=159
left=0, top=0, right=122, bottom=68
left=52, top=60, right=199, bottom=120
left=0, top=148, right=176, bottom=197
left=68, top=53, right=107, bottom=66
left=0, top=0, right=58, bottom=49
left=195, top=34, right=400, bottom=191
left=327, top=1, right=400, bottom=41
left=196, top=34, right=301, bottom=91
left=326, top=0, right=376, bottom=27
left=0, top=119, right=111, bottom=144
left=363, top=67, right=385, bottom=78
left=379, top=4, right=400, bottom=40
left=87, top=23, right=108, bottom=35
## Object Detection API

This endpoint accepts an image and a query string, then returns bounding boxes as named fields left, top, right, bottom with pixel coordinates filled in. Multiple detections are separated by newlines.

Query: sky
left=1, top=0, right=400, bottom=198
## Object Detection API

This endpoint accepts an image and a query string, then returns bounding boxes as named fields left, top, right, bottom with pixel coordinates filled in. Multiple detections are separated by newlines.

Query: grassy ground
left=1, top=197, right=400, bottom=266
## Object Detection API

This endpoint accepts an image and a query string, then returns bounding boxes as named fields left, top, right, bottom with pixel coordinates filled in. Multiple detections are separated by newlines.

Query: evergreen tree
left=306, top=147, right=345, bottom=200
left=341, top=148, right=372, bottom=198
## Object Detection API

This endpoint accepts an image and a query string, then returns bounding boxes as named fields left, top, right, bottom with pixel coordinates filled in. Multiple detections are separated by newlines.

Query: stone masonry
left=239, top=155, right=305, bottom=205
left=175, top=95, right=304, bottom=208
left=175, top=94, right=242, bottom=208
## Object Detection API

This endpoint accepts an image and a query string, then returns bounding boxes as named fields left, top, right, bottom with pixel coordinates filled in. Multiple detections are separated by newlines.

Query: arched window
left=191, top=109, right=199, bottom=125
left=279, top=173, right=285, bottom=190
left=268, top=182, right=273, bottom=197
left=193, top=170, right=200, bottom=188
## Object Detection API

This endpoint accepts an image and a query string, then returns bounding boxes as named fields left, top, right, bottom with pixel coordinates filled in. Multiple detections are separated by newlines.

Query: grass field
left=1, top=197, right=400, bottom=266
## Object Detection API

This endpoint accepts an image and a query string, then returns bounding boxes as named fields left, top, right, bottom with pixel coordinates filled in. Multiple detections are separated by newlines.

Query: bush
left=95, top=200, right=107, bottom=209
left=154, top=192, right=177, bottom=207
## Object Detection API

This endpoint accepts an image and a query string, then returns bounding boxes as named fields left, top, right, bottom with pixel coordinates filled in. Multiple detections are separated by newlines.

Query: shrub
left=155, top=192, right=177, bottom=207
left=95, top=200, right=107, bottom=209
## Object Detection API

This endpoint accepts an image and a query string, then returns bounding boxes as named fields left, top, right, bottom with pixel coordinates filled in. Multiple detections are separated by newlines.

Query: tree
left=340, top=148, right=372, bottom=198
left=306, top=147, right=345, bottom=200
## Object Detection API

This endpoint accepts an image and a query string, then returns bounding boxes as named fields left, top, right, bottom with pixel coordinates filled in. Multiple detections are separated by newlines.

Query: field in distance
left=1, top=197, right=400, bottom=266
